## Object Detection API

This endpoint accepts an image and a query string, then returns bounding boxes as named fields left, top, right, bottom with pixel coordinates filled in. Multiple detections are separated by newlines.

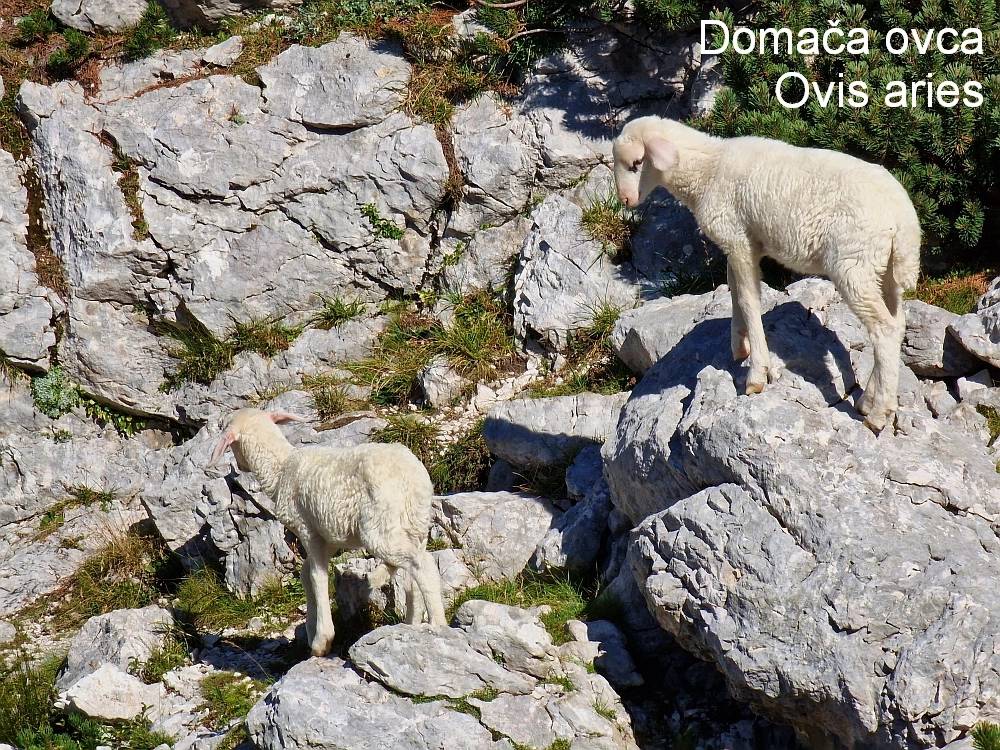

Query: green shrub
left=31, top=368, right=79, bottom=419
left=974, top=722, right=1000, bottom=750
left=121, top=1, right=177, bottom=62
left=361, top=203, right=406, bottom=240
left=46, top=28, right=90, bottom=76
left=701, top=0, right=1000, bottom=263
left=16, top=9, right=58, bottom=43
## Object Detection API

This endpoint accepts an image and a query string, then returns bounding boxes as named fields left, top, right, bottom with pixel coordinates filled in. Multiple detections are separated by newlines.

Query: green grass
left=48, top=529, right=169, bottom=630
left=174, top=567, right=304, bottom=634
left=531, top=303, right=635, bottom=398
left=659, top=255, right=729, bottom=298
left=121, top=1, right=178, bottom=62
left=310, top=296, right=366, bottom=330
left=513, top=457, right=573, bottom=500
left=581, top=192, right=640, bottom=263
left=35, top=486, right=115, bottom=538
left=910, top=270, right=994, bottom=316
left=157, top=315, right=302, bottom=389
left=345, top=291, right=517, bottom=406
left=200, top=671, right=268, bottom=731
left=0, top=651, right=61, bottom=744
left=975, top=722, right=1000, bottom=750
left=372, top=414, right=441, bottom=467
left=106, top=140, right=149, bottom=240
left=361, top=203, right=406, bottom=241
left=449, top=572, right=599, bottom=645
left=977, top=406, right=1000, bottom=447
left=30, top=368, right=145, bottom=436
left=428, top=420, right=493, bottom=494
left=301, top=374, right=366, bottom=421
left=130, top=633, right=189, bottom=684
left=593, top=701, right=617, bottom=722
left=541, top=674, right=576, bottom=692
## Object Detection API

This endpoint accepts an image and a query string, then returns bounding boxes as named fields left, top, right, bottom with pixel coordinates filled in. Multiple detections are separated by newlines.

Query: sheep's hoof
left=857, top=390, right=873, bottom=416
left=745, top=379, right=765, bottom=395
left=864, top=411, right=891, bottom=433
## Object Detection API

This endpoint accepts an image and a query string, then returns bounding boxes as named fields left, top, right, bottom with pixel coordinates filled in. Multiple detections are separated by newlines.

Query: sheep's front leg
left=728, top=263, right=751, bottom=360
left=726, top=251, right=770, bottom=393
left=301, top=541, right=335, bottom=656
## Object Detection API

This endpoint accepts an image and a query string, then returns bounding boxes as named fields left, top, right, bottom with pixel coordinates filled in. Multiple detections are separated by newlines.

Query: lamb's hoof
left=745, top=379, right=765, bottom=395
left=857, top=391, right=873, bottom=416
left=864, top=411, right=891, bottom=433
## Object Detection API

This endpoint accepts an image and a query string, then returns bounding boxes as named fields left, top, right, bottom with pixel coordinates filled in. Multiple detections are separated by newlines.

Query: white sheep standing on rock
left=208, top=409, right=447, bottom=656
left=613, top=116, right=921, bottom=431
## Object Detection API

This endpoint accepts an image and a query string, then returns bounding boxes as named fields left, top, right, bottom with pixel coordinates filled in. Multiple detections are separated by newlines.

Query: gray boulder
left=440, top=217, right=532, bottom=295
left=452, top=600, right=559, bottom=679
left=418, top=356, right=470, bottom=409
left=949, top=277, right=1000, bottom=368
left=62, top=664, right=166, bottom=722
left=560, top=619, right=643, bottom=689
left=246, top=657, right=502, bottom=750
left=57, top=606, right=175, bottom=690
left=259, top=35, right=409, bottom=129
left=532, top=479, right=614, bottom=574
left=432, top=491, right=559, bottom=583
left=483, top=391, right=629, bottom=469
left=902, top=299, right=981, bottom=376
left=0, top=150, right=54, bottom=370
left=349, top=624, right=537, bottom=698
left=50, top=0, right=148, bottom=31
left=513, top=194, right=645, bottom=351
left=607, top=283, right=1000, bottom=747
left=201, top=35, right=244, bottom=66
left=449, top=95, right=538, bottom=236
left=159, top=0, right=301, bottom=28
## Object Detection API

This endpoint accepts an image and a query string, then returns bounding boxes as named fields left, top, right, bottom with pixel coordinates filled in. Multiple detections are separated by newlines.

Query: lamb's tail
left=891, top=218, right=921, bottom=292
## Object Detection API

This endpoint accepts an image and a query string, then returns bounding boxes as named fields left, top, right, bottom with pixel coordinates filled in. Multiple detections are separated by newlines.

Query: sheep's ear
left=207, top=430, right=237, bottom=468
left=268, top=411, right=310, bottom=424
left=645, top=135, right=679, bottom=173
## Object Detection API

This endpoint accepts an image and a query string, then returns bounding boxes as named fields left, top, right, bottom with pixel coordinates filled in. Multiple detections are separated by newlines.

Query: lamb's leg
left=728, top=262, right=751, bottom=360
left=376, top=541, right=447, bottom=628
left=301, top=541, right=335, bottom=656
left=727, top=251, right=770, bottom=393
left=399, top=568, right=425, bottom=625
left=835, top=268, right=902, bottom=431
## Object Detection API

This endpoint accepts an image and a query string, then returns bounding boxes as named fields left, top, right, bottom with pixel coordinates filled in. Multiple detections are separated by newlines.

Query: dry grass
left=910, top=270, right=994, bottom=316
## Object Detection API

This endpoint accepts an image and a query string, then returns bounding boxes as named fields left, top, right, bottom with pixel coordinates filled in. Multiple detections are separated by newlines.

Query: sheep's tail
left=890, top=219, right=921, bottom=292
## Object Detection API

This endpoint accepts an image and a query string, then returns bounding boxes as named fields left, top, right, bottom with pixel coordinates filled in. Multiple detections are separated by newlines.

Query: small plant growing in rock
left=16, top=9, right=58, bottom=43
left=31, top=368, right=79, bottom=419
left=46, top=28, right=90, bottom=77
left=974, top=722, right=1000, bottom=750
left=200, top=671, right=268, bottom=732
left=120, top=1, right=177, bottom=62
left=361, top=203, right=406, bottom=240
left=581, top=192, right=641, bottom=263
left=310, top=296, right=366, bottom=329
left=593, top=701, right=617, bottom=722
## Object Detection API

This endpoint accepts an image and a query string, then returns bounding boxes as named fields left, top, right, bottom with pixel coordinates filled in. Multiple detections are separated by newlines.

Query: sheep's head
left=207, top=408, right=308, bottom=469
left=612, top=116, right=680, bottom=208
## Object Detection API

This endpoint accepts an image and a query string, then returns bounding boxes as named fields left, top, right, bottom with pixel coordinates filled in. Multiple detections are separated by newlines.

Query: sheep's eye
left=628, top=159, right=642, bottom=173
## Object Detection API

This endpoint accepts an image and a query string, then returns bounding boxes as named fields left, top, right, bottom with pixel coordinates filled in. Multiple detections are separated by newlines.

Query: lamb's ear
left=645, top=135, right=679, bottom=173
left=268, top=411, right=310, bottom=424
left=207, top=430, right=237, bottom=468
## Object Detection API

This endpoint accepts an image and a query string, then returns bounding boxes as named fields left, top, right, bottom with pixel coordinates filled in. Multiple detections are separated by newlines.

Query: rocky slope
left=0, top=8, right=998, bottom=750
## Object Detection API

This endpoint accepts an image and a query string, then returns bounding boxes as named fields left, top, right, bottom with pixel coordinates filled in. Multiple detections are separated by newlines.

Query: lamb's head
left=207, top=408, right=308, bottom=470
left=613, top=116, right=681, bottom=208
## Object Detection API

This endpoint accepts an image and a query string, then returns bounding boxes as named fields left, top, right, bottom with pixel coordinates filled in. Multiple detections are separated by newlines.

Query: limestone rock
left=453, top=600, right=559, bottom=679
left=440, top=217, right=532, bottom=295
left=349, top=624, right=537, bottom=698
left=950, top=307, right=1000, bottom=369
left=514, top=194, right=645, bottom=351
left=607, top=282, right=1000, bottom=747
left=532, top=479, right=613, bottom=574
left=159, top=0, right=302, bottom=29
left=259, top=36, right=409, bottom=129
left=902, top=300, right=980, bottom=376
left=51, top=0, right=148, bottom=31
left=418, top=356, right=470, bottom=409
left=202, top=35, right=243, bottom=66
left=484, top=391, right=629, bottom=469
left=246, top=657, right=505, bottom=750
left=432, top=491, right=559, bottom=583
left=449, top=94, right=538, bottom=236
left=63, top=664, right=166, bottom=722
left=58, top=606, right=175, bottom=690
left=561, top=619, right=643, bottom=689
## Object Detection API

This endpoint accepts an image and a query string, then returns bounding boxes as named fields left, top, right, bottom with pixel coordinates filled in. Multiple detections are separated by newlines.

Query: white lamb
left=613, top=116, right=921, bottom=430
left=208, top=408, right=447, bottom=656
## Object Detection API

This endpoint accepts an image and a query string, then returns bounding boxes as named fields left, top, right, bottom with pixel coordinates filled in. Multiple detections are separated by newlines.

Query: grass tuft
left=175, top=567, right=303, bottom=634
left=121, top=1, right=178, bottom=62
left=310, top=296, right=366, bottom=330
left=977, top=405, right=1000, bottom=447
left=910, top=270, right=994, bottom=315
left=450, top=572, right=598, bottom=645
left=200, top=671, right=268, bottom=731
left=428, top=420, right=493, bottom=494
left=581, top=192, right=640, bottom=263
left=157, top=314, right=302, bottom=389
left=974, top=722, right=1000, bottom=750
left=371, top=413, right=441, bottom=466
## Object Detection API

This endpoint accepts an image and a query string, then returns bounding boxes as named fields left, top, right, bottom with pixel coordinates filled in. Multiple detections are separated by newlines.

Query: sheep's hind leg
left=727, top=252, right=770, bottom=393
left=835, top=267, right=902, bottom=432
left=375, top=540, right=447, bottom=628
left=301, top=540, right=336, bottom=656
